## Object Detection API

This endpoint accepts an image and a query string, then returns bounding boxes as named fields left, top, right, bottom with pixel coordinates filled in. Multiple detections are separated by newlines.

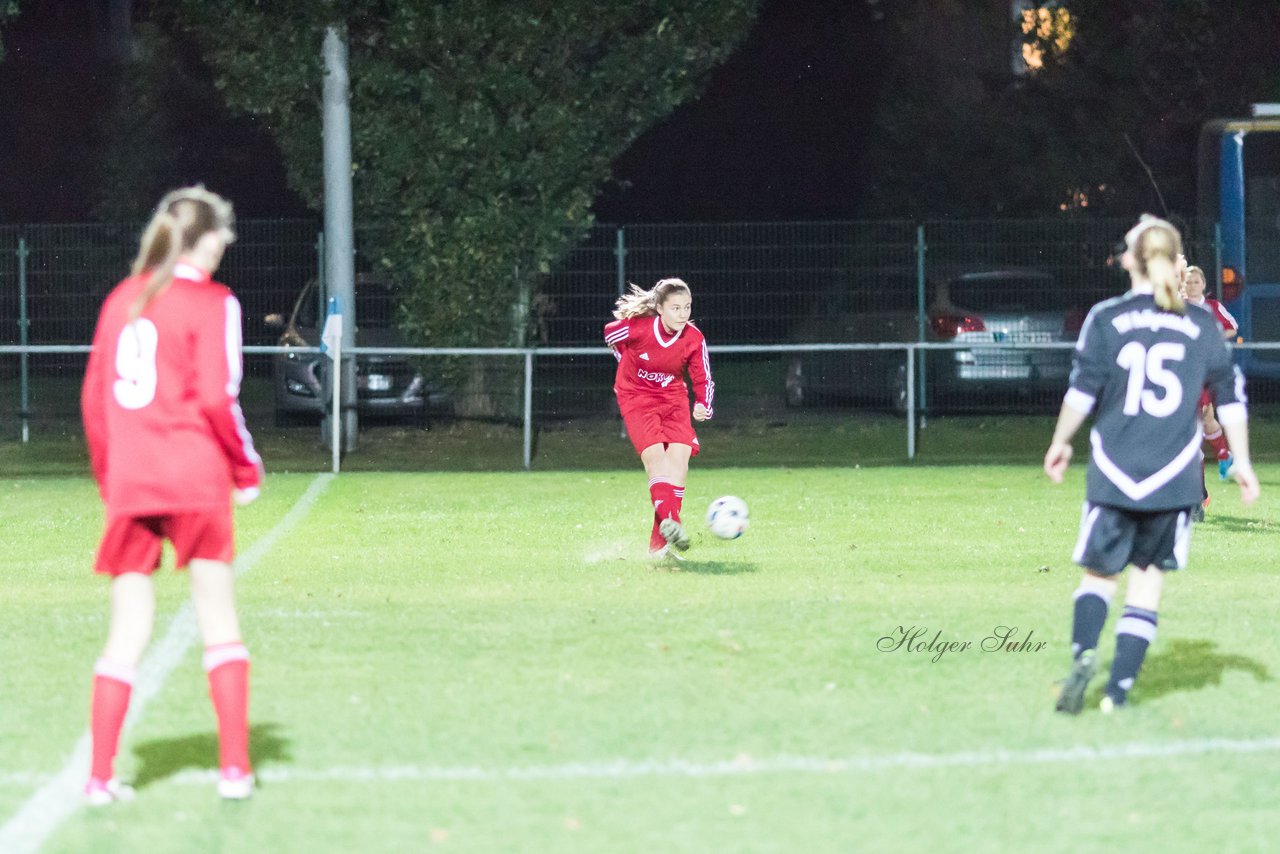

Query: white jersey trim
left=1064, top=387, right=1095, bottom=414
left=652, top=317, right=684, bottom=348
left=1089, top=427, right=1202, bottom=501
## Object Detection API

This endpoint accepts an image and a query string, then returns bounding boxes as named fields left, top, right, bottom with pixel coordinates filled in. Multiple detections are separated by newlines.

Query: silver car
left=266, top=278, right=451, bottom=425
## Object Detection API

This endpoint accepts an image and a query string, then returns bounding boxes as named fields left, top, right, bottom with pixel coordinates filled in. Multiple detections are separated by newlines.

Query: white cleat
left=84, top=778, right=136, bottom=807
left=217, top=767, right=256, bottom=800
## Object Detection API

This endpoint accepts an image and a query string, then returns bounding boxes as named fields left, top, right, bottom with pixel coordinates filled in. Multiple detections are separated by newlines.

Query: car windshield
left=295, top=281, right=400, bottom=328
left=947, top=276, right=1070, bottom=312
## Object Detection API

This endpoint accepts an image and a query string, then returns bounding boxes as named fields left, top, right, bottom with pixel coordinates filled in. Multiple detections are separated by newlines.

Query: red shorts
left=94, top=509, right=234, bottom=576
left=620, top=396, right=700, bottom=457
left=1199, top=389, right=1212, bottom=410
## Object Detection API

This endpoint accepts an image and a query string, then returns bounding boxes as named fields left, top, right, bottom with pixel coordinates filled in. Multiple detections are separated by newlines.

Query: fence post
left=906, top=344, right=916, bottom=460
left=522, top=349, right=534, bottom=470
left=1213, top=221, right=1223, bottom=302
left=17, top=237, right=30, bottom=443
left=915, top=225, right=928, bottom=417
left=616, top=226, right=627, bottom=440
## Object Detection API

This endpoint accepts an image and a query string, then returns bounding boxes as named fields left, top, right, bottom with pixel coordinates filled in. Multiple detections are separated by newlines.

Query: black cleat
left=1055, top=650, right=1097, bottom=715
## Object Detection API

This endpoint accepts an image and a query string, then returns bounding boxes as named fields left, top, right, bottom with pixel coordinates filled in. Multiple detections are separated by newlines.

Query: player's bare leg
left=1203, top=403, right=1233, bottom=481
left=87, top=572, right=154, bottom=805
left=190, top=559, right=254, bottom=799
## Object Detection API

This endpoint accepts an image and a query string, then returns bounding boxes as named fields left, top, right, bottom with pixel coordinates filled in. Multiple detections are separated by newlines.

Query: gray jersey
left=1066, top=291, right=1246, bottom=510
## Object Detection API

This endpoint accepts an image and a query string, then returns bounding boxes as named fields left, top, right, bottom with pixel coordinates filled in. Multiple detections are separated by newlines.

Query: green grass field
left=2, top=461, right=1279, bottom=853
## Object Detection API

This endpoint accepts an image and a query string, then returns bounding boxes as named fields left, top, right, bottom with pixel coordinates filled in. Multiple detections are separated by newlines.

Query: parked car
left=784, top=268, right=1084, bottom=412
left=265, top=277, right=451, bottom=425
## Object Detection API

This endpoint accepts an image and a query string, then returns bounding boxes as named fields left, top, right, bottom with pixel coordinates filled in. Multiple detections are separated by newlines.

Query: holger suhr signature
left=877, top=626, right=1048, bottom=663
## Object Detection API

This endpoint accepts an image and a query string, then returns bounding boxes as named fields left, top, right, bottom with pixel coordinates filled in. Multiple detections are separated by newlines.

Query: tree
left=167, top=1, right=760, bottom=355
left=856, top=0, right=1280, bottom=218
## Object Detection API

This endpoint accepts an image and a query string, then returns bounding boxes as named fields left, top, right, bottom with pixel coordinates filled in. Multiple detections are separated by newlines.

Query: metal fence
left=2, top=217, right=1276, bottom=469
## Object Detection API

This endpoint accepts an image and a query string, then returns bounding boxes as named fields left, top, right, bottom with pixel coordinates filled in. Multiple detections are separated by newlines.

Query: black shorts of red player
left=94, top=509, right=234, bottom=576
left=1072, top=502, right=1194, bottom=577
left=620, top=397, right=700, bottom=457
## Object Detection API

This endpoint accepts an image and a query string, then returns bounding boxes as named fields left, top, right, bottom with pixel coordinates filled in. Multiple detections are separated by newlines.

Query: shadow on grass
left=1198, top=513, right=1277, bottom=534
left=659, top=560, right=759, bottom=575
left=131, top=722, right=292, bottom=789
left=1137, top=638, right=1269, bottom=701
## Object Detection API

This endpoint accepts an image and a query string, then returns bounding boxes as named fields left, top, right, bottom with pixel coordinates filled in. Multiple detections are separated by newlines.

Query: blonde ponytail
left=1123, top=215, right=1184, bottom=314
left=612, top=277, right=691, bottom=319
left=129, top=213, right=182, bottom=321
left=127, top=185, right=236, bottom=321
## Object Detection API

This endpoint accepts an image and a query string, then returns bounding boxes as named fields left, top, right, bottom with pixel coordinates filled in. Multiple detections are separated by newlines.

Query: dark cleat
left=659, top=518, right=690, bottom=552
left=1055, top=650, right=1097, bottom=715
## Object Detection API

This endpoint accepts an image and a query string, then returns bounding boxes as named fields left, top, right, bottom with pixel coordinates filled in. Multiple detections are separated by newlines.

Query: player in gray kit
left=1043, top=215, right=1260, bottom=714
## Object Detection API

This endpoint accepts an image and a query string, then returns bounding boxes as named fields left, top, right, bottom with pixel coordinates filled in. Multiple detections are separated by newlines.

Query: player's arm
left=686, top=337, right=714, bottom=421
left=604, top=318, right=631, bottom=356
left=194, top=293, right=264, bottom=495
left=1206, top=340, right=1259, bottom=504
left=1045, top=308, right=1106, bottom=482
left=80, top=311, right=110, bottom=495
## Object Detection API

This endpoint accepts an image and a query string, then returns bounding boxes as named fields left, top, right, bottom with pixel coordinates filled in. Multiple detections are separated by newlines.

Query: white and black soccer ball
left=706, top=495, right=749, bottom=540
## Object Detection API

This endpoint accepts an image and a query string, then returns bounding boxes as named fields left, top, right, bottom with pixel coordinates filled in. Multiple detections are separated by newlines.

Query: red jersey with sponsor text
left=603, top=316, right=714, bottom=416
left=81, top=263, right=263, bottom=517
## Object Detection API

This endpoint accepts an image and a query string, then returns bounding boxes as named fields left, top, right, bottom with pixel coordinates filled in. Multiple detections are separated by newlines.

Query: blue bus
left=1197, top=112, right=1280, bottom=377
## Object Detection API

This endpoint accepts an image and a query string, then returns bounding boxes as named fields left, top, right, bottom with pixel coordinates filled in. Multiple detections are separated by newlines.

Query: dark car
left=784, top=268, right=1082, bottom=412
left=265, top=278, right=451, bottom=425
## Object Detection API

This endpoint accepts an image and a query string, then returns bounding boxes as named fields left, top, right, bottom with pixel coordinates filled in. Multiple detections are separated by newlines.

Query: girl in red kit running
left=80, top=187, right=263, bottom=804
left=1183, top=264, right=1239, bottom=495
left=604, top=278, right=714, bottom=557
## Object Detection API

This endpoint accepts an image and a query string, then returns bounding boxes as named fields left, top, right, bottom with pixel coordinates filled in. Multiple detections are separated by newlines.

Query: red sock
left=671, top=484, right=685, bottom=523
left=90, top=660, right=135, bottom=782
left=648, top=477, right=677, bottom=520
left=1205, top=429, right=1230, bottom=460
left=649, top=515, right=666, bottom=552
left=205, top=643, right=251, bottom=772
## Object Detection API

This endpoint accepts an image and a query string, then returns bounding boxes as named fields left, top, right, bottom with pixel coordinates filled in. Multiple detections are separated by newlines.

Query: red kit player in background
left=1183, top=264, right=1239, bottom=519
left=604, top=278, right=714, bottom=557
left=80, top=187, right=263, bottom=804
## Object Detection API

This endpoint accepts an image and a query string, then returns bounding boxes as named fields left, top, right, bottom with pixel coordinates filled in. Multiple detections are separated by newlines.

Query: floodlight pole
left=323, top=25, right=358, bottom=453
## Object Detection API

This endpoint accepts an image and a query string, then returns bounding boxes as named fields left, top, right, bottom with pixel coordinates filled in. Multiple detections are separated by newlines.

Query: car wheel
left=784, top=356, right=806, bottom=407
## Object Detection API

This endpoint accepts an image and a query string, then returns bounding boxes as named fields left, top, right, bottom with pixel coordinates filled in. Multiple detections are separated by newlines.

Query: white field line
left=0, top=474, right=333, bottom=854
left=5, top=736, right=1279, bottom=789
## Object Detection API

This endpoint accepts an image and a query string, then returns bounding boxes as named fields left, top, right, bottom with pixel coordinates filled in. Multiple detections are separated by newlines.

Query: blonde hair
left=612, top=277, right=691, bottom=320
left=129, top=186, right=236, bottom=320
left=1124, top=215, right=1184, bottom=314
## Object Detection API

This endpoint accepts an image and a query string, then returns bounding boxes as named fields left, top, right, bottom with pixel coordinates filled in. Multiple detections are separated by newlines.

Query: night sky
left=0, top=0, right=887, bottom=224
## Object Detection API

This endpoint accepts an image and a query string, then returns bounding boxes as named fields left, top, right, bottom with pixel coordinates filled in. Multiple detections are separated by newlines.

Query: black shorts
left=1071, top=502, right=1194, bottom=576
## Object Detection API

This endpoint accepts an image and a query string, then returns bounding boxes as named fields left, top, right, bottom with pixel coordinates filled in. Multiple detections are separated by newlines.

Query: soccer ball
left=706, top=496, right=749, bottom=540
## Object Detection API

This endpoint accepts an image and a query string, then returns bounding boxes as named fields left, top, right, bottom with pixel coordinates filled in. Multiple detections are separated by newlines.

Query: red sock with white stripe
left=204, top=643, right=251, bottom=773
left=90, top=659, right=135, bottom=782
left=671, top=484, right=685, bottom=523
left=1205, top=429, right=1230, bottom=461
left=648, top=476, right=677, bottom=520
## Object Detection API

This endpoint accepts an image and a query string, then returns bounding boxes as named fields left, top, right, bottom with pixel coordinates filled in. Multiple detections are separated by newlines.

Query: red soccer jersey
left=81, top=263, right=263, bottom=518
left=603, top=315, right=714, bottom=416
left=1200, top=297, right=1238, bottom=335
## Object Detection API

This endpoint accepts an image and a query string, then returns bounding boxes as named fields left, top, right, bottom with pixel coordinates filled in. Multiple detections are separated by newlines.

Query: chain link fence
left=2, top=217, right=1276, bottom=469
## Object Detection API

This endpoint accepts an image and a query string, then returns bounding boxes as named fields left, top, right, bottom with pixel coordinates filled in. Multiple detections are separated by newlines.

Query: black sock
left=1070, top=589, right=1110, bottom=660
left=1106, top=606, right=1158, bottom=702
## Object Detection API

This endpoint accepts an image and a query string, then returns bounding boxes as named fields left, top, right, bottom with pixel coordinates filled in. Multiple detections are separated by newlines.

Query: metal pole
left=1214, top=221, right=1224, bottom=302
left=616, top=226, right=627, bottom=440
left=906, top=345, right=916, bottom=460
left=17, top=237, right=30, bottom=443
left=323, top=26, right=358, bottom=452
left=332, top=335, right=342, bottom=474
left=522, top=350, right=534, bottom=470
left=915, top=225, right=928, bottom=416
